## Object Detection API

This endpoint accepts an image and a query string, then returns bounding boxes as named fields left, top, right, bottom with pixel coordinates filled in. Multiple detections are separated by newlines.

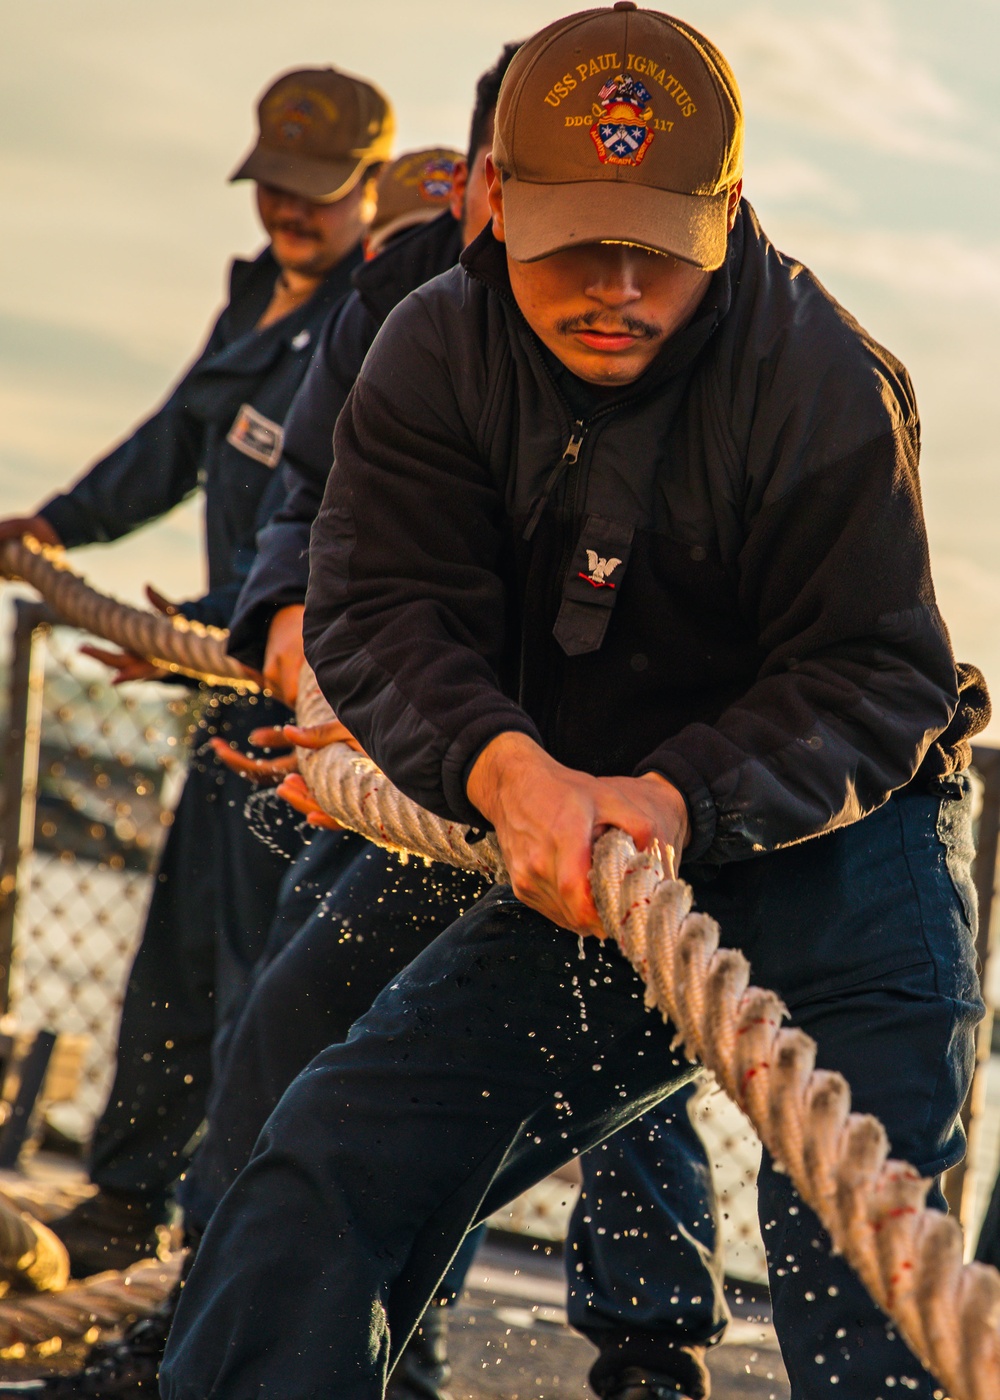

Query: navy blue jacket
left=227, top=212, right=463, bottom=665
left=39, top=245, right=361, bottom=629
left=304, top=207, right=987, bottom=864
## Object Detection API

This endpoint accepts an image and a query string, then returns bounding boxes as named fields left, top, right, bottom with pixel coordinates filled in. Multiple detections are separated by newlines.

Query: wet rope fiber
left=0, top=1187, right=179, bottom=1349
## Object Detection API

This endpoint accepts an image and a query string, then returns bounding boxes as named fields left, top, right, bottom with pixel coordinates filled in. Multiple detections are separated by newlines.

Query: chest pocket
left=553, top=515, right=635, bottom=657
left=226, top=403, right=285, bottom=468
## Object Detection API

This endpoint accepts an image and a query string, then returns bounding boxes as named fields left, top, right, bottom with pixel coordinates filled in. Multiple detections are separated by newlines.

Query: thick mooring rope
left=295, top=668, right=508, bottom=884
left=4, top=544, right=1000, bottom=1395
left=0, top=538, right=256, bottom=689
left=0, top=1192, right=178, bottom=1348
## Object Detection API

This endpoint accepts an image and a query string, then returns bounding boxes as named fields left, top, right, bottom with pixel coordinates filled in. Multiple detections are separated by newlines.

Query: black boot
left=46, top=1192, right=161, bottom=1279
left=589, top=1336, right=708, bottom=1400
left=387, top=1302, right=453, bottom=1400
left=592, top=1368, right=697, bottom=1400
left=0, top=1253, right=190, bottom=1397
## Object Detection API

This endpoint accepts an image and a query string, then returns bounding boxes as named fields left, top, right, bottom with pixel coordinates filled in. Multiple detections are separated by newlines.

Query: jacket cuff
left=174, top=585, right=241, bottom=632
left=227, top=588, right=308, bottom=672
left=37, top=497, right=94, bottom=549
left=442, top=710, right=544, bottom=827
left=226, top=604, right=276, bottom=672
left=636, top=747, right=717, bottom=863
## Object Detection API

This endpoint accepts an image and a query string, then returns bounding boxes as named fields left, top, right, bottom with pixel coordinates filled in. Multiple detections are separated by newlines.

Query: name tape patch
left=227, top=403, right=284, bottom=468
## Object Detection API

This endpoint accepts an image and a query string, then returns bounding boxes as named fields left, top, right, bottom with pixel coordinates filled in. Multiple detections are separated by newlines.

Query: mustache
left=556, top=309, right=661, bottom=340
left=271, top=221, right=321, bottom=240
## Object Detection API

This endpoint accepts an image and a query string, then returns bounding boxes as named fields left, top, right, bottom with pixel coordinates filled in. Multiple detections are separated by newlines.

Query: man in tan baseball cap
left=366, top=147, right=466, bottom=258
left=163, top=8, right=986, bottom=1400
left=227, top=67, right=394, bottom=327
left=477, top=2, right=744, bottom=392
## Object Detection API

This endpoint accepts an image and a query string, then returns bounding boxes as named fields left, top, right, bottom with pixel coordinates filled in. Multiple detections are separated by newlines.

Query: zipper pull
left=523, top=421, right=586, bottom=541
left=562, top=425, right=585, bottom=464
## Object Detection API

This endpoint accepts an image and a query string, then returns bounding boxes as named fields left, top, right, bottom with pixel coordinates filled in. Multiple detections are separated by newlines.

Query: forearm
left=228, top=519, right=311, bottom=669
left=39, top=408, right=201, bottom=548
left=304, top=334, right=533, bottom=821
left=649, top=419, right=959, bottom=862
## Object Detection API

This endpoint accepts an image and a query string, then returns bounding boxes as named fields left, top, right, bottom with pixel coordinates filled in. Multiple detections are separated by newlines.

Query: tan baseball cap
left=493, top=4, right=742, bottom=268
left=367, top=147, right=464, bottom=255
left=230, top=67, right=394, bottom=203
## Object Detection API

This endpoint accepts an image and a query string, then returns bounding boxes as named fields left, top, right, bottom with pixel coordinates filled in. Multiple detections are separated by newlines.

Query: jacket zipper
left=523, top=421, right=586, bottom=542
left=539, top=396, right=646, bottom=757
left=523, top=383, right=653, bottom=542
left=515, top=326, right=657, bottom=744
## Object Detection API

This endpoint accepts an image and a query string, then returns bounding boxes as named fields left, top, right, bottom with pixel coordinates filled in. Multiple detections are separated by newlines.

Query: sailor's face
left=256, top=182, right=370, bottom=276
left=486, top=157, right=712, bottom=387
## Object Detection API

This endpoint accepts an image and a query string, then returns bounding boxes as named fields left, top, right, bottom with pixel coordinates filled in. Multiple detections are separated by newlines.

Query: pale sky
left=2, top=0, right=999, bottom=729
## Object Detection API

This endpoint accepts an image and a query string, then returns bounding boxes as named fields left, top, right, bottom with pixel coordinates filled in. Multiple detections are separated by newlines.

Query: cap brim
left=367, top=210, right=441, bottom=256
left=501, top=178, right=729, bottom=270
left=229, top=143, right=370, bottom=202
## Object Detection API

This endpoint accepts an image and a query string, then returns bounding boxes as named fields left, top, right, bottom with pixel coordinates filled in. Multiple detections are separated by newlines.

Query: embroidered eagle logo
left=580, top=551, right=622, bottom=588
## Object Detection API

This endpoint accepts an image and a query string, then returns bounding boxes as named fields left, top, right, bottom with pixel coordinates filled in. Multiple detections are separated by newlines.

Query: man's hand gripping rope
left=466, top=730, right=691, bottom=937
left=211, top=718, right=365, bottom=831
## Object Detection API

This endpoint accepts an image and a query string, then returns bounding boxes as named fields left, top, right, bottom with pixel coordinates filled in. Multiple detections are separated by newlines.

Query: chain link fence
left=0, top=595, right=195, bottom=1140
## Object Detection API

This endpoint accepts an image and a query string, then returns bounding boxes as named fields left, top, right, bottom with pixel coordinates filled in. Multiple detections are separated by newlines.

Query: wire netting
left=2, top=616, right=195, bottom=1139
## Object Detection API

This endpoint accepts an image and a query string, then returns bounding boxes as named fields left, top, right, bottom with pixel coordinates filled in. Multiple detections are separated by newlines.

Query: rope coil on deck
left=0, top=1196, right=68, bottom=1298
left=3, top=540, right=1000, bottom=1396
left=0, top=1254, right=181, bottom=1352
left=0, top=538, right=256, bottom=689
left=0, top=1187, right=180, bottom=1348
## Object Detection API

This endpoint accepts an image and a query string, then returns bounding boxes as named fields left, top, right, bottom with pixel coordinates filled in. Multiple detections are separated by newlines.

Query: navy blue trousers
left=90, top=690, right=297, bottom=1210
left=177, top=833, right=725, bottom=1373
left=162, top=782, right=980, bottom=1400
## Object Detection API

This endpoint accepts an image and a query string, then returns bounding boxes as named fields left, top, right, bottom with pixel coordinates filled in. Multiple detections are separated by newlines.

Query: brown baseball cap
left=493, top=4, right=742, bottom=268
left=230, top=67, right=394, bottom=203
left=367, top=147, right=464, bottom=255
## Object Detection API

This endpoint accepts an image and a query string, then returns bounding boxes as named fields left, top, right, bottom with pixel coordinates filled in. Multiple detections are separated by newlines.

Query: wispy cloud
left=767, top=221, right=1000, bottom=308
left=745, top=155, right=857, bottom=212
left=720, top=1, right=982, bottom=165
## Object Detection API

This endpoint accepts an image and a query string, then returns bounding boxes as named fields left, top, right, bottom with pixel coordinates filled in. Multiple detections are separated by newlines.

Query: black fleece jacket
left=39, top=245, right=360, bottom=629
left=227, top=212, right=464, bottom=664
left=304, top=204, right=986, bottom=865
